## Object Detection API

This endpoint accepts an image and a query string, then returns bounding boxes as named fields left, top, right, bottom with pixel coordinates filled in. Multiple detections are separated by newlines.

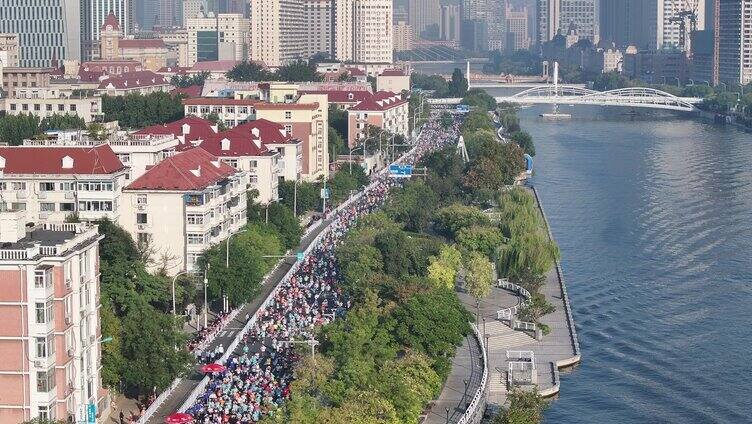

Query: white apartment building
left=304, top=0, right=334, bottom=58
left=120, top=148, right=248, bottom=274
left=0, top=216, right=107, bottom=424
left=657, top=0, right=705, bottom=50
left=335, top=0, right=393, bottom=63
left=0, top=0, right=82, bottom=67
left=250, top=0, right=306, bottom=67
left=23, top=129, right=181, bottom=183
left=347, top=91, right=409, bottom=147
left=4, top=88, right=103, bottom=123
left=187, top=13, right=250, bottom=67
left=393, top=21, right=413, bottom=52
left=0, top=145, right=128, bottom=223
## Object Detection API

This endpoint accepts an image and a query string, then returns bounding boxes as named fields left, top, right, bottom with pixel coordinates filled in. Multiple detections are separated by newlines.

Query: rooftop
left=0, top=221, right=102, bottom=261
left=119, top=39, right=167, bottom=49
left=349, top=91, right=407, bottom=111
left=0, top=145, right=125, bottom=175
left=98, top=70, right=169, bottom=90
left=125, top=147, right=238, bottom=191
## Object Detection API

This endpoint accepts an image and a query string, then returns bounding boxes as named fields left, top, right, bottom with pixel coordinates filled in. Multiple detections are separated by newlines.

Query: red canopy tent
left=200, top=363, right=227, bottom=373
left=164, top=412, right=193, bottom=424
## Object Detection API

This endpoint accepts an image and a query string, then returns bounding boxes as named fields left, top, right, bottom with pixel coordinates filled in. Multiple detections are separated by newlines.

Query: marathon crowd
left=184, top=113, right=461, bottom=423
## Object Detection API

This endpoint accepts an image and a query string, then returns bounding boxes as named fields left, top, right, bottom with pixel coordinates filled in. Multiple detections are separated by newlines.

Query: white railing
left=0, top=247, right=38, bottom=260
left=513, top=321, right=537, bottom=332
left=495, top=279, right=531, bottom=321
left=506, top=350, right=534, bottom=361
left=457, top=323, right=488, bottom=424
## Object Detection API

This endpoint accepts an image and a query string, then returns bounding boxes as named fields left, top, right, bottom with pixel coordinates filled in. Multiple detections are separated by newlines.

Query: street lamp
left=673, top=77, right=680, bottom=87
left=445, top=407, right=450, bottom=424
left=171, top=271, right=189, bottom=316
left=203, top=263, right=210, bottom=330
left=349, top=145, right=364, bottom=174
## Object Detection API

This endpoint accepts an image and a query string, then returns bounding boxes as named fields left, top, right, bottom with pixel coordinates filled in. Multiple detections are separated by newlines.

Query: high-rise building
left=394, top=21, right=413, bottom=52
left=718, top=0, right=752, bottom=85
left=158, top=0, right=180, bottom=27
left=304, top=0, right=334, bottom=58
left=335, top=0, right=392, bottom=63
left=462, top=0, right=487, bottom=20
left=507, top=6, right=530, bottom=51
left=409, top=0, right=440, bottom=39
left=250, top=0, right=305, bottom=66
left=187, top=13, right=249, bottom=66
left=0, top=217, right=106, bottom=424
left=559, top=0, right=599, bottom=43
left=440, top=5, right=461, bottom=42
left=183, top=0, right=208, bottom=26
left=536, top=0, right=559, bottom=44
left=0, top=0, right=81, bottom=67
left=657, top=0, right=705, bottom=50
left=487, top=0, right=507, bottom=51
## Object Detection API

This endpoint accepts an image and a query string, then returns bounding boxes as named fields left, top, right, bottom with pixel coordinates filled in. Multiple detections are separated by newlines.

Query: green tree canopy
left=276, top=60, right=323, bottom=82
left=226, top=60, right=274, bottom=81
left=384, top=180, right=438, bottom=232
left=464, top=251, right=494, bottom=302
left=39, top=114, right=86, bottom=132
left=434, top=203, right=491, bottom=238
left=102, top=92, right=185, bottom=129
left=448, top=68, right=469, bottom=97
left=462, top=88, right=497, bottom=111
left=0, top=114, right=40, bottom=145
left=266, top=202, right=302, bottom=249
left=510, top=130, right=536, bottom=156
left=427, top=245, right=463, bottom=289
left=493, top=388, right=547, bottom=424
left=457, top=225, right=505, bottom=259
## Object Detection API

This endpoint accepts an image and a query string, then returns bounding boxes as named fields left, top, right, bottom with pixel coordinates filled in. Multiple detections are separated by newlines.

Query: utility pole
left=203, top=263, right=209, bottom=330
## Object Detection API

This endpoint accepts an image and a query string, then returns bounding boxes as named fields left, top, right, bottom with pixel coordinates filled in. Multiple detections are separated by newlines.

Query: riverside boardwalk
left=485, top=186, right=581, bottom=409
left=424, top=185, right=581, bottom=422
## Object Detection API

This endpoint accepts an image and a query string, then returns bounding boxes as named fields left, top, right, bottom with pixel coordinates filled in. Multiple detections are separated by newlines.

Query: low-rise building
left=223, top=119, right=303, bottom=182
left=376, top=69, right=410, bottom=93
left=99, top=14, right=169, bottom=72
left=0, top=33, right=20, bottom=67
left=347, top=91, right=409, bottom=147
left=97, top=70, right=171, bottom=96
left=1, top=67, right=52, bottom=98
left=0, top=145, right=127, bottom=222
left=120, top=148, right=248, bottom=274
left=3, top=88, right=103, bottom=123
left=0, top=216, right=107, bottom=424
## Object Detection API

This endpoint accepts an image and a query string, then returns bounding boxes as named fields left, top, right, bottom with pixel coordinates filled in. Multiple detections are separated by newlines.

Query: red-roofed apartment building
left=347, top=91, right=410, bottom=147
left=183, top=92, right=329, bottom=181
left=120, top=148, right=248, bottom=273
left=376, top=68, right=410, bottom=93
left=97, top=70, right=171, bottom=96
left=0, top=145, right=128, bottom=222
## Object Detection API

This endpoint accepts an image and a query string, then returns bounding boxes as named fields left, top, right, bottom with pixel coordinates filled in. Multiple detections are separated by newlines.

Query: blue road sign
left=87, top=403, right=96, bottom=424
left=389, top=164, right=413, bottom=178
left=296, top=252, right=305, bottom=261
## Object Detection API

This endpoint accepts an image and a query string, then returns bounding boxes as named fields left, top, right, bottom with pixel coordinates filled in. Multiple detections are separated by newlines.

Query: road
left=146, top=216, right=335, bottom=423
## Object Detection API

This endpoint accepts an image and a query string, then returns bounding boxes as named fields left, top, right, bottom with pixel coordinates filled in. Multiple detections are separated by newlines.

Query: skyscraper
left=536, top=0, right=559, bottom=44
left=718, top=0, right=752, bottom=84
left=81, top=0, right=130, bottom=61
left=0, top=0, right=82, bottom=67
left=409, top=0, right=440, bottom=39
left=657, top=0, right=705, bottom=50
left=304, top=0, right=334, bottom=58
left=600, top=0, right=657, bottom=49
left=507, top=6, right=530, bottom=51
left=335, top=0, right=392, bottom=63
left=250, top=0, right=305, bottom=66
left=440, top=5, right=461, bottom=42
left=559, top=0, right=599, bottom=43
left=486, top=0, right=507, bottom=51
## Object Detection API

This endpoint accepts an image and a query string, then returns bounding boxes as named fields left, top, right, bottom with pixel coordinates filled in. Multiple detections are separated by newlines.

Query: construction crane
left=668, top=9, right=698, bottom=52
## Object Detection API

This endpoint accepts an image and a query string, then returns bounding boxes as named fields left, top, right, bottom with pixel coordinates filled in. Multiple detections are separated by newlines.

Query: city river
left=511, top=104, right=752, bottom=423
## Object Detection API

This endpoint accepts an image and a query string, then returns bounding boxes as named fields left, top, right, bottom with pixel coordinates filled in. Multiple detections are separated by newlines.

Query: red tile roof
left=345, top=67, right=366, bottom=76
left=157, top=66, right=190, bottom=74
left=231, top=119, right=299, bottom=145
left=0, top=145, right=125, bottom=175
left=380, top=69, right=407, bottom=77
left=349, top=91, right=407, bottom=112
left=101, top=13, right=120, bottom=31
left=198, top=131, right=270, bottom=158
left=98, top=70, right=169, bottom=90
left=133, top=116, right=218, bottom=150
left=118, top=39, right=166, bottom=49
left=125, top=148, right=238, bottom=191
left=171, top=85, right=203, bottom=98
left=191, top=60, right=240, bottom=72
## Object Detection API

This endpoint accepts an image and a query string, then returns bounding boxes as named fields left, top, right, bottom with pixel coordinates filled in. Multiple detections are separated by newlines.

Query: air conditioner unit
left=79, top=310, right=86, bottom=318
left=65, top=278, right=72, bottom=288
left=33, top=360, right=44, bottom=368
left=137, top=224, right=147, bottom=231
left=89, top=335, right=95, bottom=344
left=67, top=348, right=74, bottom=357
left=65, top=316, right=72, bottom=325
left=137, top=204, right=146, bottom=211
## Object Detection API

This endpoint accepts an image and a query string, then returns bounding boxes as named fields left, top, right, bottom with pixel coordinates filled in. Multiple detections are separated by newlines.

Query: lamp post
left=203, top=264, right=210, bottom=330
left=445, top=407, right=450, bottom=424
left=171, top=271, right=188, bottom=316
left=673, top=77, right=680, bottom=87
left=348, top=145, right=364, bottom=174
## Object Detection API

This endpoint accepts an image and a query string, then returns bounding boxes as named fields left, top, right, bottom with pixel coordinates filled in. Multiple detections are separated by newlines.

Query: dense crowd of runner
left=184, top=113, right=461, bottom=423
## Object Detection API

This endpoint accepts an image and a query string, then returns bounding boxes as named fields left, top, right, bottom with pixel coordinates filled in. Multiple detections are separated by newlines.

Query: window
left=137, top=233, right=151, bottom=244
left=39, top=182, right=55, bottom=191
left=187, top=233, right=204, bottom=245
left=38, top=404, right=53, bottom=420
left=58, top=104, right=64, bottom=111
left=249, top=175, right=258, bottom=184
left=137, top=194, right=147, bottom=205
left=69, top=104, right=76, bottom=112
left=46, top=104, right=52, bottom=111
left=34, top=104, right=41, bottom=111
left=78, top=201, right=113, bottom=211
left=60, top=203, right=74, bottom=212
left=35, top=300, right=53, bottom=324
left=77, top=181, right=113, bottom=191
left=285, top=111, right=292, bottom=119
left=40, top=203, right=55, bottom=212
left=185, top=194, right=204, bottom=206
left=12, top=202, right=26, bottom=211
left=35, top=335, right=55, bottom=358
left=187, top=214, right=204, bottom=225
left=36, top=368, right=56, bottom=392
left=60, top=182, right=74, bottom=191
left=10, top=103, right=16, bottom=111
left=34, top=268, right=52, bottom=288
left=12, top=182, right=26, bottom=190
left=136, top=213, right=148, bottom=224
left=284, top=124, right=292, bottom=134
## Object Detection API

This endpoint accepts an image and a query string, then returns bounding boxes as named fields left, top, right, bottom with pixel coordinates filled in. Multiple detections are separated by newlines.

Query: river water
left=509, top=104, right=752, bottom=423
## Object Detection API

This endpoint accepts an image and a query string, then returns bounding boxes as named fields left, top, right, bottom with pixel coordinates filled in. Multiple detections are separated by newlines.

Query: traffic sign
left=296, top=251, right=305, bottom=261
left=389, top=164, right=413, bottom=178
left=87, top=403, right=96, bottom=424
left=320, top=188, right=330, bottom=199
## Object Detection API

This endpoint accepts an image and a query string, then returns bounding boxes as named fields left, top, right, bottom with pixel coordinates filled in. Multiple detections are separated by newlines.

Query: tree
left=102, top=92, right=185, bottom=128
left=226, top=60, right=273, bottom=81
left=266, top=202, right=302, bottom=249
left=328, top=166, right=369, bottom=205
left=374, top=228, right=413, bottom=278
left=328, top=125, right=346, bottom=162
left=276, top=60, right=323, bottom=82
left=378, top=353, right=442, bottom=423
left=427, top=245, right=463, bottom=289
left=170, top=71, right=209, bottom=88
left=205, top=111, right=228, bottom=131
left=462, top=109, right=495, bottom=134
left=493, top=388, right=547, bottom=424
left=457, top=225, right=505, bottom=259
left=464, top=142, right=525, bottom=199
left=410, top=73, right=449, bottom=93
left=278, top=179, right=319, bottom=215
left=0, top=114, right=40, bottom=145
left=328, top=105, right=348, bottom=140
left=384, top=180, right=438, bottom=232
left=87, top=122, right=109, bottom=140
left=500, top=112, right=521, bottom=133
left=448, top=68, right=469, bottom=97
left=510, top=130, right=535, bottom=156
left=462, top=88, right=497, bottom=111
left=119, top=297, right=192, bottom=394
left=39, top=114, right=86, bottom=132
left=464, top=251, right=493, bottom=302
left=434, top=203, right=491, bottom=238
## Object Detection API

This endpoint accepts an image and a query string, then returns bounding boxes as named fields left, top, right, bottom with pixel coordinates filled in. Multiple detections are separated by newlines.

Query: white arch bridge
left=429, top=85, right=704, bottom=112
